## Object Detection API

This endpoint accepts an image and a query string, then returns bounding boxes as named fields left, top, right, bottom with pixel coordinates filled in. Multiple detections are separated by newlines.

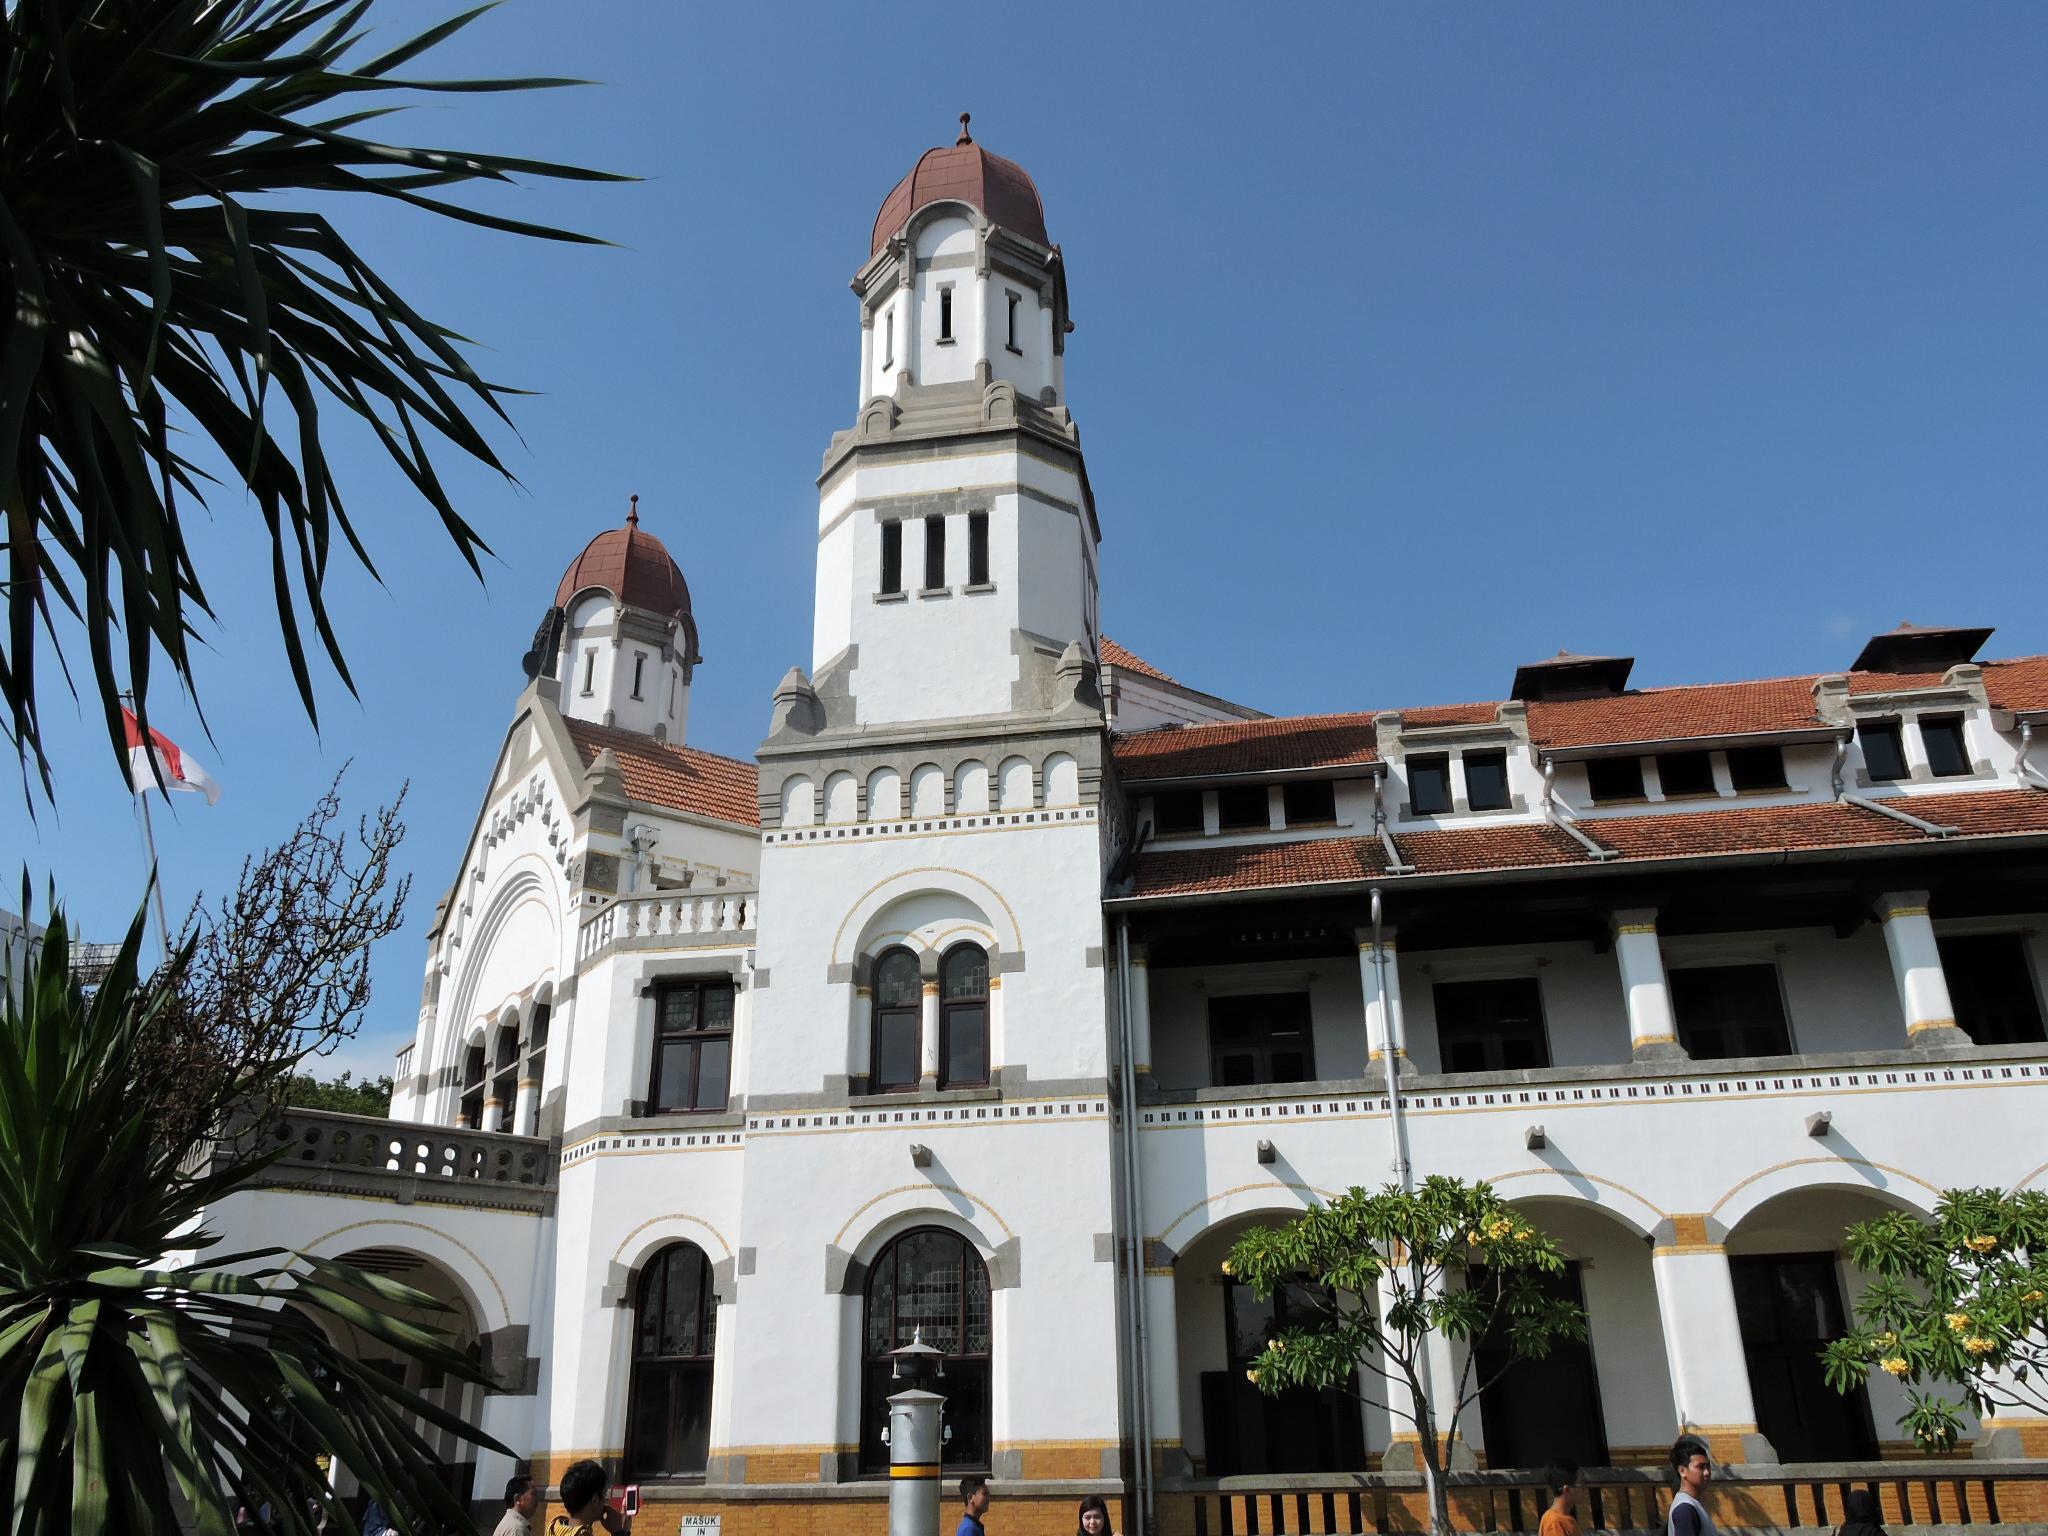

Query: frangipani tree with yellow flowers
left=1822, top=1188, right=2048, bottom=1453
left=1224, top=1176, right=1586, bottom=1536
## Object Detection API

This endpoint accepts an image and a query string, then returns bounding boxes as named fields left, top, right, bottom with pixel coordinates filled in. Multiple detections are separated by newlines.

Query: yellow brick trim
left=1614, top=923, right=1659, bottom=936
left=1908, top=1017, right=1959, bottom=1034
left=921, top=982, right=940, bottom=996
left=1655, top=1242, right=1728, bottom=1255
left=1631, top=1032, right=1678, bottom=1045
left=710, top=1443, right=855, bottom=1456
left=994, top=1439, right=1119, bottom=1450
left=1881, top=904, right=1931, bottom=921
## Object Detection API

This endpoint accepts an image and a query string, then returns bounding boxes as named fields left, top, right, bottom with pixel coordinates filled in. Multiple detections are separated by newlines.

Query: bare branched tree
left=134, top=768, right=409, bottom=1165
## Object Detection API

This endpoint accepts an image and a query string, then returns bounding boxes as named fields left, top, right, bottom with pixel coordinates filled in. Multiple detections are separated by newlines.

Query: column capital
left=1353, top=924, right=1398, bottom=952
left=1611, top=906, right=1660, bottom=935
left=1877, top=890, right=1933, bottom=923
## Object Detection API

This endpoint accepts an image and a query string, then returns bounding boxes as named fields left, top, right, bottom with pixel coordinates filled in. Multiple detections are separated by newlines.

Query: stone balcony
left=576, top=888, right=758, bottom=970
left=224, top=1106, right=556, bottom=1215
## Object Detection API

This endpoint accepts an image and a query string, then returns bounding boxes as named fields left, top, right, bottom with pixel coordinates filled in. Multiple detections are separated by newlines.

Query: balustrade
left=576, top=888, right=758, bottom=964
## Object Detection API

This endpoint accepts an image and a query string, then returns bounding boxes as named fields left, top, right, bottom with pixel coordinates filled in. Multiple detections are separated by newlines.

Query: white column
left=1613, top=908, right=1685, bottom=1060
left=1356, top=929, right=1405, bottom=1062
left=1374, top=1269, right=1471, bottom=1470
left=1879, top=891, right=1967, bottom=1046
left=988, top=974, right=1005, bottom=1076
left=1144, top=1262, right=1182, bottom=1478
left=478, top=1098, right=501, bottom=1133
left=898, top=271, right=918, bottom=388
left=971, top=270, right=989, bottom=372
left=1649, top=1222, right=1776, bottom=1466
left=511, top=1077, right=538, bottom=1137
left=1129, top=944, right=1153, bottom=1079
left=919, top=980, right=941, bottom=1083
left=858, top=312, right=874, bottom=409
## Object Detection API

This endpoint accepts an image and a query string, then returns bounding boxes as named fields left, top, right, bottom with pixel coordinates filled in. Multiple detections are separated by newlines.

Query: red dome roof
left=870, top=115, right=1048, bottom=256
left=555, top=498, right=693, bottom=623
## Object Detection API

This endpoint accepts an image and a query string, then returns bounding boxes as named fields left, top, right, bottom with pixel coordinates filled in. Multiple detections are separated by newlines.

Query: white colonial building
left=207, top=122, right=2048, bottom=1536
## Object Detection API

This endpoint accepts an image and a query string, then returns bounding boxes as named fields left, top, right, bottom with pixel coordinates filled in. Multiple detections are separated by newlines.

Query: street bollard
left=887, top=1330, right=947, bottom=1536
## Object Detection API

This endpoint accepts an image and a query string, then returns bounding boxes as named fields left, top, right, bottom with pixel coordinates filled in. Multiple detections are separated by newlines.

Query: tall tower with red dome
left=545, top=495, right=703, bottom=744
left=786, top=113, right=1100, bottom=733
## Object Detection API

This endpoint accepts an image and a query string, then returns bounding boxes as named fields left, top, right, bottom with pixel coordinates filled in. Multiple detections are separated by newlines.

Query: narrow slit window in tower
left=880, top=519, right=903, bottom=595
left=938, top=287, right=953, bottom=343
left=631, top=654, right=645, bottom=700
left=968, top=512, right=990, bottom=586
left=1006, top=292, right=1022, bottom=354
left=581, top=649, right=596, bottom=696
left=924, top=514, right=946, bottom=590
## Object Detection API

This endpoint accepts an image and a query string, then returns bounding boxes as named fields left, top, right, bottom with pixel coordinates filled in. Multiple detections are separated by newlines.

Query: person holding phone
left=547, top=1460, right=630, bottom=1536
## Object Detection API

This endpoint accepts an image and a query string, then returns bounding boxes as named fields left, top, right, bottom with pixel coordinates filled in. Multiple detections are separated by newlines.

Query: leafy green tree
left=0, top=903, right=496, bottom=1535
left=1225, top=1176, right=1586, bottom=1536
left=0, top=0, right=625, bottom=793
left=279, top=1069, right=393, bottom=1118
left=1822, top=1188, right=2048, bottom=1452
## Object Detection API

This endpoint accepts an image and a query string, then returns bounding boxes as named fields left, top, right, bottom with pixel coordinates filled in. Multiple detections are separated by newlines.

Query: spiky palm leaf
left=0, top=905, right=503, bottom=1535
left=0, top=0, right=625, bottom=793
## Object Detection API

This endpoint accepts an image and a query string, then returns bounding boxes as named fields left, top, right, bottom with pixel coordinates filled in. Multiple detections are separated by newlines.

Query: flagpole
left=120, top=691, right=173, bottom=965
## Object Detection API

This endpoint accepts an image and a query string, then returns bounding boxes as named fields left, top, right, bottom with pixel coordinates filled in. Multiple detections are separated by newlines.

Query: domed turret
left=549, top=496, right=701, bottom=744
left=852, top=114, right=1071, bottom=411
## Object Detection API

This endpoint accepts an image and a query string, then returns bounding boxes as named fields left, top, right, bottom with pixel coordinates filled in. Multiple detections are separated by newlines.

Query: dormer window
left=1860, top=721, right=1907, bottom=782
left=880, top=520, right=903, bottom=596
left=938, top=286, right=954, bottom=344
left=1586, top=756, right=1646, bottom=804
left=1408, top=755, right=1451, bottom=816
left=1921, top=716, right=1970, bottom=777
left=1151, top=790, right=1202, bottom=836
left=1006, top=292, right=1022, bottom=355
left=1217, top=785, right=1270, bottom=831
left=1727, top=746, right=1787, bottom=792
left=1656, top=750, right=1715, bottom=799
left=1282, top=779, right=1336, bottom=825
left=1464, top=751, right=1510, bottom=811
left=631, top=654, right=646, bottom=700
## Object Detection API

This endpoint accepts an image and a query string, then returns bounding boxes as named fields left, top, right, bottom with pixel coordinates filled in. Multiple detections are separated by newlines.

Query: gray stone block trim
left=711, top=1256, right=737, bottom=1303
left=736, top=1247, right=757, bottom=1276
left=825, top=1244, right=867, bottom=1295
left=751, top=967, right=771, bottom=989
left=1093, top=1232, right=1117, bottom=1263
left=825, top=961, right=857, bottom=984
left=480, top=1323, right=539, bottom=1395
left=988, top=1237, right=1021, bottom=1290
left=741, top=1072, right=1110, bottom=1115
left=600, top=1260, right=633, bottom=1308
left=560, top=1107, right=745, bottom=1144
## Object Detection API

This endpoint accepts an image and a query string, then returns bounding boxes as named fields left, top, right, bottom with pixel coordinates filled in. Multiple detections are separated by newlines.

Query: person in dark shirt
left=1667, top=1435, right=1715, bottom=1536
left=956, top=1474, right=991, bottom=1536
left=1836, top=1488, right=1887, bottom=1536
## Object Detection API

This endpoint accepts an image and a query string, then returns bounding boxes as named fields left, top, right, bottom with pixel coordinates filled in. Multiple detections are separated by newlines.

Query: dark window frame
left=1281, top=779, right=1337, bottom=826
left=937, top=285, right=954, bottom=343
left=870, top=946, right=922, bottom=1093
left=1208, top=992, right=1317, bottom=1087
left=1432, top=977, right=1552, bottom=1073
left=646, top=978, right=735, bottom=1114
left=1920, top=715, right=1970, bottom=778
left=1860, top=720, right=1908, bottom=781
left=1217, top=784, right=1271, bottom=831
left=1586, top=756, right=1647, bottom=804
left=1937, top=932, right=2047, bottom=1046
left=458, top=1041, right=486, bottom=1128
left=580, top=649, right=597, bottom=696
left=1668, top=961, right=1793, bottom=1059
left=859, top=1228, right=992, bottom=1475
left=879, top=519, right=903, bottom=596
left=1726, top=746, right=1788, bottom=793
left=1151, top=790, right=1204, bottom=837
left=1463, top=751, right=1511, bottom=812
left=1655, top=750, right=1717, bottom=799
left=631, top=653, right=646, bottom=700
left=939, top=943, right=990, bottom=1089
left=626, top=1243, right=718, bottom=1481
left=922, top=514, right=947, bottom=591
left=1408, top=755, right=1452, bottom=816
left=967, top=511, right=990, bottom=586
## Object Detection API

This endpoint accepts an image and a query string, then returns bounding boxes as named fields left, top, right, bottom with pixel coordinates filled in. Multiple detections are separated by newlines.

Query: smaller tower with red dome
left=547, top=495, right=703, bottom=743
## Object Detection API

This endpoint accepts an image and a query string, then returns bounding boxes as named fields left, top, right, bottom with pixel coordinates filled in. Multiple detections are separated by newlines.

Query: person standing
left=548, top=1460, right=627, bottom=1536
left=494, top=1474, right=539, bottom=1536
left=1667, top=1435, right=1716, bottom=1536
left=956, top=1474, right=991, bottom=1536
left=1539, top=1461, right=1580, bottom=1536
left=1835, top=1488, right=1887, bottom=1536
left=1075, top=1494, right=1116, bottom=1536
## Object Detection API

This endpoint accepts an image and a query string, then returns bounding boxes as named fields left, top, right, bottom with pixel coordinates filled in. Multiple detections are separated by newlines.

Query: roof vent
left=1851, top=622, right=1993, bottom=675
left=1510, top=650, right=1635, bottom=702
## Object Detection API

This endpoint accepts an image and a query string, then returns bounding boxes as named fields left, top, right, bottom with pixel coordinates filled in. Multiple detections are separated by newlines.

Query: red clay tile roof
left=1111, top=656, right=2048, bottom=780
left=871, top=131, right=1048, bottom=256
left=564, top=720, right=759, bottom=828
left=1100, top=637, right=1174, bottom=683
left=1127, top=790, right=2048, bottom=899
left=1117, top=713, right=1381, bottom=781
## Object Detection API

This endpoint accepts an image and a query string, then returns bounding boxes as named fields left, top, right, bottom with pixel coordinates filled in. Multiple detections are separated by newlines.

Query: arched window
left=458, top=1041, right=485, bottom=1128
left=860, top=1228, right=991, bottom=1474
left=627, top=1244, right=718, bottom=1480
left=940, top=944, right=989, bottom=1088
left=871, top=948, right=922, bottom=1093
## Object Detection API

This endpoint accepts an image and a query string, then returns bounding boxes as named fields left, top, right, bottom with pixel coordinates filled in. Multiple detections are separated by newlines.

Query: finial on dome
left=627, top=493, right=639, bottom=528
left=956, top=111, right=972, bottom=146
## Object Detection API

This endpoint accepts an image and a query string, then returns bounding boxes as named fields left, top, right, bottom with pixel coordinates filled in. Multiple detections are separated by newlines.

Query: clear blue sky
left=7, top=3, right=2045, bottom=1079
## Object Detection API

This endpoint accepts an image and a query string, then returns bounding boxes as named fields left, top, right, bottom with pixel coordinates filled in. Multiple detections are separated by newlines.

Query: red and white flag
left=121, top=707, right=221, bottom=805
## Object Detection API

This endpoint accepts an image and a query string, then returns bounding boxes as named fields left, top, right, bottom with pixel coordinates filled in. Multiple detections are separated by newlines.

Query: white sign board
left=680, top=1520, right=721, bottom=1534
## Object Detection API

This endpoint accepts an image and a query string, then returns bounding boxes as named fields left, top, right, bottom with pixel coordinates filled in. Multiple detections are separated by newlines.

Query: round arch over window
left=939, top=943, right=989, bottom=1088
left=859, top=1227, right=990, bottom=1474
left=627, top=1243, right=718, bottom=1480
left=871, top=947, right=922, bottom=1093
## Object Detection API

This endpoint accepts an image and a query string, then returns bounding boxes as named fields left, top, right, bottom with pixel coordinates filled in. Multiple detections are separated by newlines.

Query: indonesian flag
left=121, top=707, right=221, bottom=805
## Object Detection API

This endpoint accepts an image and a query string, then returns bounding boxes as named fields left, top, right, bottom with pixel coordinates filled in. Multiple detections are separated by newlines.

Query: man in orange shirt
left=1539, top=1461, right=1581, bottom=1536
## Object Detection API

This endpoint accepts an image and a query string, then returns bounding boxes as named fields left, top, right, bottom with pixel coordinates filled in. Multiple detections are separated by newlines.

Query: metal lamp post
left=885, top=1329, right=948, bottom=1536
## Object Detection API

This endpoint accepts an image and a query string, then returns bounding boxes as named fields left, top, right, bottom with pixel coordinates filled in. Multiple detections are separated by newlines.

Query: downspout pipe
left=1372, top=766, right=1415, bottom=875
left=1114, top=917, right=1153, bottom=1533
left=1539, top=756, right=1620, bottom=861
left=1831, top=731, right=1960, bottom=838
left=2019, top=721, right=2048, bottom=791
